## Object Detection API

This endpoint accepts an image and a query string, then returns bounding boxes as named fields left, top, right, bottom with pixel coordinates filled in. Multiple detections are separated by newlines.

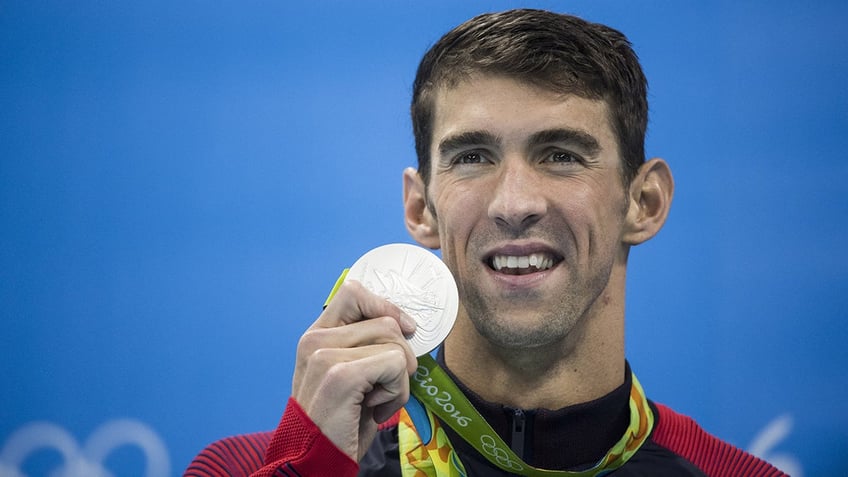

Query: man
left=186, top=9, right=786, bottom=476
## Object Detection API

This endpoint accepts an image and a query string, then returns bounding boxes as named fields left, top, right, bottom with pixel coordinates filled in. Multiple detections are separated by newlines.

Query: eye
left=545, top=150, right=582, bottom=164
left=453, top=151, right=486, bottom=165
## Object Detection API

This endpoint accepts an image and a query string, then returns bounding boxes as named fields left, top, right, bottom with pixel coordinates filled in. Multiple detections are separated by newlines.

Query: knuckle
left=297, top=329, right=324, bottom=354
left=321, top=360, right=354, bottom=386
left=337, top=279, right=364, bottom=297
left=386, top=346, right=405, bottom=360
left=386, top=348, right=407, bottom=367
left=309, top=347, right=337, bottom=369
left=382, top=347, right=409, bottom=375
left=375, top=315, right=402, bottom=334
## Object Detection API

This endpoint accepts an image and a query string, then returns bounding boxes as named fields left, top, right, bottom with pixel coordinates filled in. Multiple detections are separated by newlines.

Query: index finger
left=313, top=279, right=417, bottom=334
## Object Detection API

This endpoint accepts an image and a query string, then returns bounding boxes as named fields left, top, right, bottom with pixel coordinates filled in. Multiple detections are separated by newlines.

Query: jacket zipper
left=510, top=409, right=526, bottom=458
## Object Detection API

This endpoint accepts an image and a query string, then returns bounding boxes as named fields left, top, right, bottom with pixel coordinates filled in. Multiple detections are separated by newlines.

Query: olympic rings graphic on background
left=0, top=419, right=169, bottom=477
left=747, top=414, right=804, bottom=477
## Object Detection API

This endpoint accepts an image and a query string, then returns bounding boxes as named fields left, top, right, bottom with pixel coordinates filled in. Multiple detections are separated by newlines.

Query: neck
left=444, top=268, right=626, bottom=410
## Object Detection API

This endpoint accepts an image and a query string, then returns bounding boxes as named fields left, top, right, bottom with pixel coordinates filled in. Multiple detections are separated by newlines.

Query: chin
left=472, top=315, right=571, bottom=350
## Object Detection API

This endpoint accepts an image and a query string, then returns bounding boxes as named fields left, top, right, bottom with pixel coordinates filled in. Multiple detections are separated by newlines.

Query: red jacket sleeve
left=184, top=397, right=358, bottom=477
left=651, top=403, right=789, bottom=477
left=254, top=397, right=358, bottom=476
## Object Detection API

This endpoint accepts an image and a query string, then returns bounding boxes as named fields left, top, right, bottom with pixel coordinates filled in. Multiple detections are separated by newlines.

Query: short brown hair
left=411, top=9, right=648, bottom=185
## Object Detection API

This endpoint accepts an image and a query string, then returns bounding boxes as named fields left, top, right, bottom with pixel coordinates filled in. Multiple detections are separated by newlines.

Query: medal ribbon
left=408, top=355, right=653, bottom=477
left=325, top=269, right=654, bottom=476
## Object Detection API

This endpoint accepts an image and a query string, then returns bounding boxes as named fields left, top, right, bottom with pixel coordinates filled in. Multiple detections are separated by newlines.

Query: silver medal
left=345, top=243, right=458, bottom=356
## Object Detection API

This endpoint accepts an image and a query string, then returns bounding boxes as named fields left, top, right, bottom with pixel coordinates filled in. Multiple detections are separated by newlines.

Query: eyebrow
left=437, top=130, right=502, bottom=157
left=437, top=128, right=602, bottom=158
left=529, top=128, right=601, bottom=157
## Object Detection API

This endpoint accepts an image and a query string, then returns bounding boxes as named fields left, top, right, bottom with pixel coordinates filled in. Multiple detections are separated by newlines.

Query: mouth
left=486, top=252, right=562, bottom=276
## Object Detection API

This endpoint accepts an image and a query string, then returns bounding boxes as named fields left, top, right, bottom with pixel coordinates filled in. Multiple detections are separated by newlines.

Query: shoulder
left=184, top=431, right=273, bottom=477
left=648, top=402, right=788, bottom=477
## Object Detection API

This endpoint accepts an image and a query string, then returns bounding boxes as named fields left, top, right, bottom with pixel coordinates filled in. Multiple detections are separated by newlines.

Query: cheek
left=433, top=182, right=481, bottom=231
left=432, top=187, right=484, bottom=262
left=436, top=205, right=474, bottom=256
left=574, top=176, right=627, bottom=216
left=558, top=181, right=628, bottom=249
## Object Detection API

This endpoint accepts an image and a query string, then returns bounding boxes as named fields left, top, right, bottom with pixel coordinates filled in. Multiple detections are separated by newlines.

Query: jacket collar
left=436, top=346, right=632, bottom=470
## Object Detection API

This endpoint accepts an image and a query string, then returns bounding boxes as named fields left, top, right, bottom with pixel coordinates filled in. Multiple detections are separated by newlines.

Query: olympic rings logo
left=480, top=434, right=524, bottom=472
left=0, top=419, right=169, bottom=477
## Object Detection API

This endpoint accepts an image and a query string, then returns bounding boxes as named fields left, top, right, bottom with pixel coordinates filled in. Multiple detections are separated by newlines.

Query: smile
left=489, top=253, right=558, bottom=276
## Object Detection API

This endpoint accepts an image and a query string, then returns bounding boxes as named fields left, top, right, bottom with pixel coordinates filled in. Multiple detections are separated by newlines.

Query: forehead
left=430, top=75, right=617, bottom=152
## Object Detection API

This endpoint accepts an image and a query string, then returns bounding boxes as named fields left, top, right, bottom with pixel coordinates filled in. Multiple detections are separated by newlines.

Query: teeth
left=492, top=253, right=555, bottom=271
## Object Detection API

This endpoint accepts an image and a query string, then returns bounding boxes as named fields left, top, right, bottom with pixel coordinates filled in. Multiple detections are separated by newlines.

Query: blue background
left=2, top=1, right=846, bottom=476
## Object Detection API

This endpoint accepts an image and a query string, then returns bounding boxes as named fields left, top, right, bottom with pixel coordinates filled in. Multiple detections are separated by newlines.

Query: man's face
left=423, top=75, right=630, bottom=349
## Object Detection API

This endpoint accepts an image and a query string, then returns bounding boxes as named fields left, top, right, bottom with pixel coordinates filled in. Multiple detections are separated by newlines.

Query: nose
left=487, top=158, right=547, bottom=231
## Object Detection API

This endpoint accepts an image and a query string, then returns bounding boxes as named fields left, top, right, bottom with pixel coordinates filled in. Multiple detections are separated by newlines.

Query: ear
left=622, top=158, right=674, bottom=245
left=403, top=167, right=440, bottom=249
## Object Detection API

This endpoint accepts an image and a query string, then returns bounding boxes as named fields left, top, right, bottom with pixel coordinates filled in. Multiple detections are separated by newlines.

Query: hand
left=292, top=280, right=418, bottom=461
